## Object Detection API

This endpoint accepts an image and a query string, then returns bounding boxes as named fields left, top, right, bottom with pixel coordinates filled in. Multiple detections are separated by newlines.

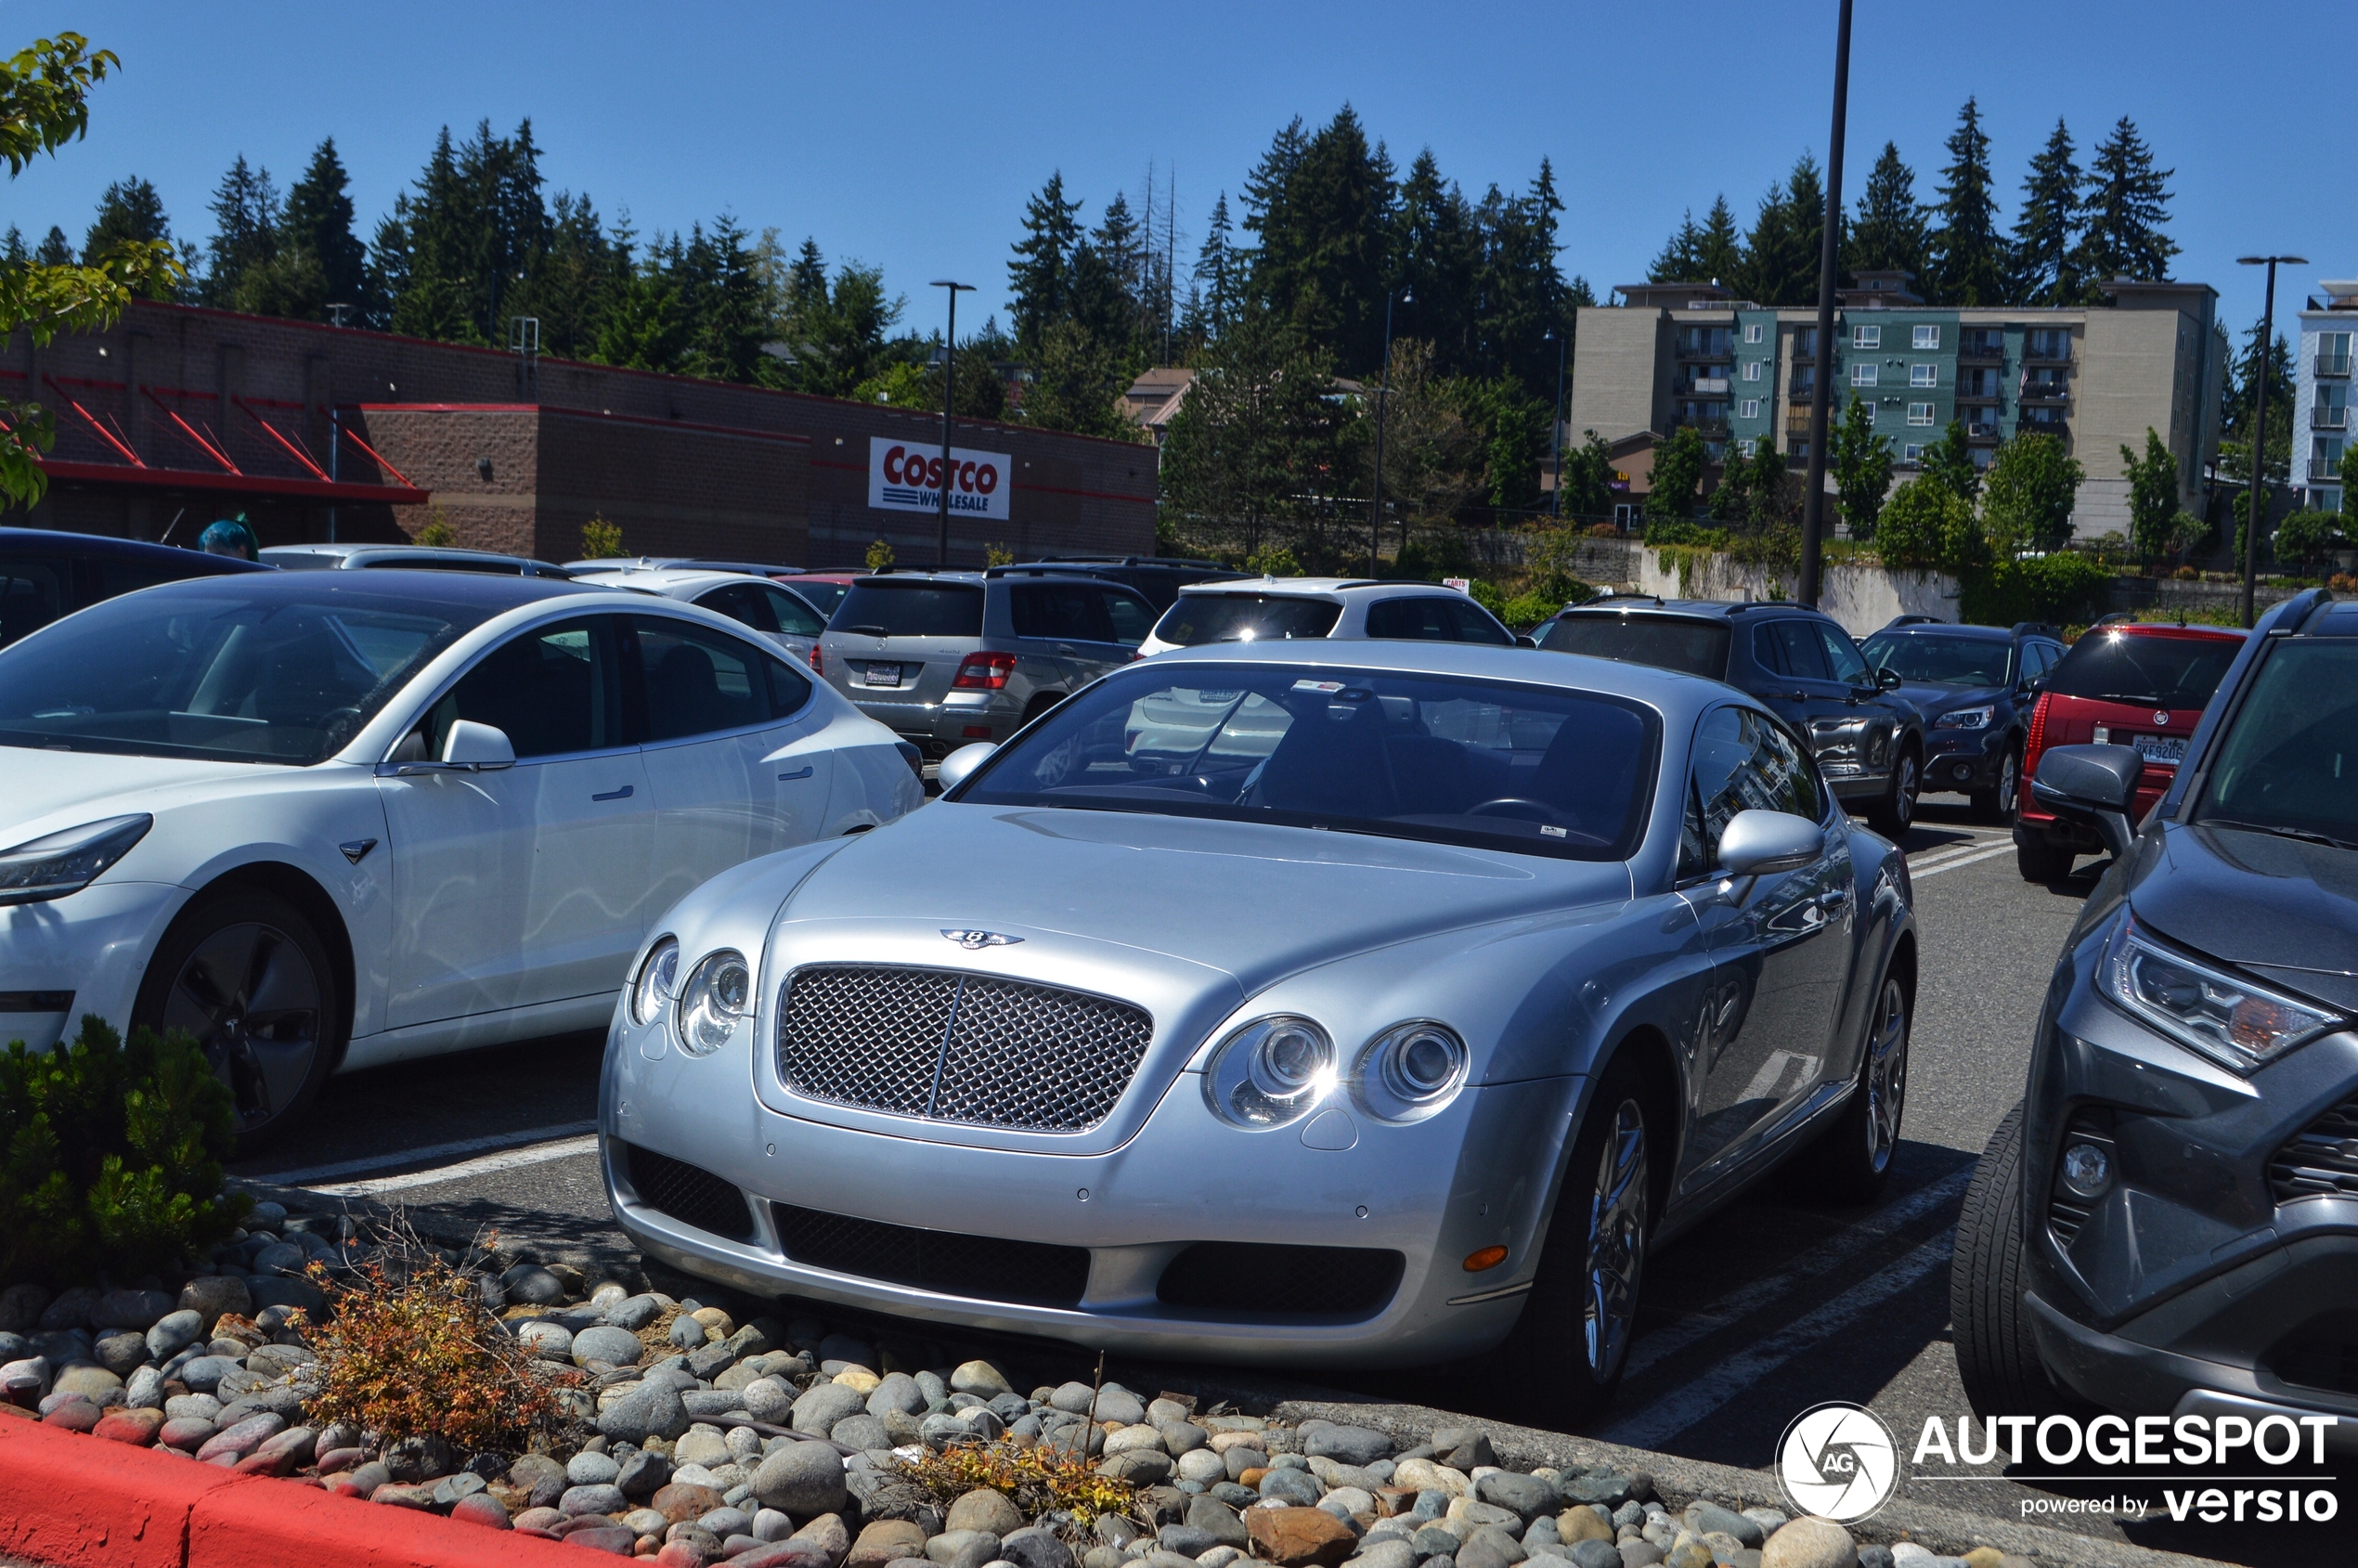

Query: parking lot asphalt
left=224, top=801, right=2318, bottom=1565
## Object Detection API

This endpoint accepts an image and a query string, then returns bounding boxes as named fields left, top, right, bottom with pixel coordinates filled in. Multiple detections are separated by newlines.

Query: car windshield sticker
left=1292, top=680, right=1345, bottom=693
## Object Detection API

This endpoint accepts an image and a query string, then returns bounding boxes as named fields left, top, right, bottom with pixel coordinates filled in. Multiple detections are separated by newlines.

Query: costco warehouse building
left=3, top=300, right=1156, bottom=566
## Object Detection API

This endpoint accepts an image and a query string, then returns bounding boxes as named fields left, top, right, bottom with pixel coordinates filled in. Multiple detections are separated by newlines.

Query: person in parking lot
left=197, top=517, right=259, bottom=561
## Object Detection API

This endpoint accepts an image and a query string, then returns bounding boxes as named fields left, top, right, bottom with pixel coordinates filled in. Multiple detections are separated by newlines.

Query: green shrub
left=1502, top=589, right=1574, bottom=629
left=1245, top=543, right=1302, bottom=577
left=1958, top=551, right=2114, bottom=628
left=1, top=1017, right=248, bottom=1288
left=1640, top=520, right=1729, bottom=549
left=578, top=515, right=625, bottom=559
left=1874, top=477, right=1982, bottom=574
left=1468, top=579, right=1510, bottom=621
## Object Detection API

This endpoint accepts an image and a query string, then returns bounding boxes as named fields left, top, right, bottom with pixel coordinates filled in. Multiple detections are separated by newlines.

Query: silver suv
left=816, top=567, right=1156, bottom=756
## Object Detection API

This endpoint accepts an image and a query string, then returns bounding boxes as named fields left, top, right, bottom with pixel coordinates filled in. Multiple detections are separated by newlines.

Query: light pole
left=1369, top=287, right=1410, bottom=575
left=1796, top=0, right=1854, bottom=608
left=929, top=279, right=975, bottom=568
left=2235, top=255, right=2304, bottom=627
left=1547, top=330, right=1566, bottom=519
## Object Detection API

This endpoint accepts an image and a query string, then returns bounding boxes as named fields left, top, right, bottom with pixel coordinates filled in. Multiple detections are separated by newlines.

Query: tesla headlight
left=2100, top=917, right=2339, bottom=1074
left=630, top=939, right=680, bottom=1027
left=1933, top=706, right=1994, bottom=731
left=674, top=949, right=751, bottom=1057
left=1359, top=1020, right=1471, bottom=1122
left=1204, top=1015, right=1335, bottom=1127
left=0, top=814, right=152, bottom=906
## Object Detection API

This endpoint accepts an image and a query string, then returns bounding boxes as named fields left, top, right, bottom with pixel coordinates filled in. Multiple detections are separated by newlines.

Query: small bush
left=900, top=1436, right=1134, bottom=1526
left=1, top=1017, right=248, bottom=1289
left=2172, top=564, right=2200, bottom=581
left=1502, top=590, right=1568, bottom=630
left=985, top=542, right=1014, bottom=567
left=866, top=538, right=897, bottom=572
left=1468, top=578, right=1510, bottom=621
left=1245, top=543, right=1302, bottom=577
left=414, top=511, right=456, bottom=548
left=2333, top=573, right=2358, bottom=593
left=1959, top=551, right=2114, bottom=628
left=1587, top=521, right=1621, bottom=538
left=579, top=515, right=626, bottom=559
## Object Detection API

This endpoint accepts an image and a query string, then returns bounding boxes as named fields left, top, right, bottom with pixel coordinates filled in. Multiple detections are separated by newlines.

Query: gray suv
left=816, top=568, right=1156, bottom=756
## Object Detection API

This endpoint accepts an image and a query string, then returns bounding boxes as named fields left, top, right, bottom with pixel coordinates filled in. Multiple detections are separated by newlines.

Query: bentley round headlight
left=1357, top=1020, right=1470, bottom=1121
left=1206, top=1016, right=1334, bottom=1127
left=675, top=949, right=750, bottom=1056
left=630, top=939, right=680, bottom=1027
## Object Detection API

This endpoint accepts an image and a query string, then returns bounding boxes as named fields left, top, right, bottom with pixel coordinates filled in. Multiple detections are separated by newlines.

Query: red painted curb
left=0, top=1416, right=591, bottom=1568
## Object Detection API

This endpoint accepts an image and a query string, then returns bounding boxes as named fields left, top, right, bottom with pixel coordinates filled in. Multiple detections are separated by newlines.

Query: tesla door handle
left=591, top=784, right=635, bottom=801
left=777, top=766, right=814, bottom=781
left=1056, top=643, right=1078, bottom=654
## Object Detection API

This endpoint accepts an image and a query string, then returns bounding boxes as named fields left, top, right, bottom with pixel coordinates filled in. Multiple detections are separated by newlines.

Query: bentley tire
left=1788, top=972, right=1909, bottom=1201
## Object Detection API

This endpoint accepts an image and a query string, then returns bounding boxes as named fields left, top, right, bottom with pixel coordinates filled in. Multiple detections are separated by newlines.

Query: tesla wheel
left=133, top=887, right=342, bottom=1151
left=1788, top=972, right=1909, bottom=1201
left=1951, top=1103, right=2081, bottom=1419
left=1869, top=745, right=1920, bottom=837
left=1508, top=1056, right=1653, bottom=1420
left=2015, top=835, right=2074, bottom=883
left=1970, top=746, right=2020, bottom=823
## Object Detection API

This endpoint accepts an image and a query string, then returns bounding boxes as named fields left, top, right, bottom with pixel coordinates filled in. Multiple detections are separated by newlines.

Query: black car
left=1952, top=587, right=2358, bottom=1444
left=0, top=526, right=269, bottom=650
left=1859, top=617, right=2066, bottom=821
left=1539, top=596, right=1925, bottom=835
left=1008, top=556, right=1250, bottom=613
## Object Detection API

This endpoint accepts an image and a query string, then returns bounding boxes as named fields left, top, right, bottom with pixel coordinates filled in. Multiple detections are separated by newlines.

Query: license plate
left=2131, top=733, right=2185, bottom=766
left=861, top=663, right=902, bottom=688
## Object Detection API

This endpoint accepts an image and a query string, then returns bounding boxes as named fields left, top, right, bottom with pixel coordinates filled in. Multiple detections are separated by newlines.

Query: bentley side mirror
left=1718, top=810, right=1823, bottom=877
left=936, top=742, right=996, bottom=795
left=2028, top=743, right=2144, bottom=860
left=1876, top=667, right=1902, bottom=692
left=1516, top=633, right=1538, bottom=649
left=440, top=719, right=516, bottom=771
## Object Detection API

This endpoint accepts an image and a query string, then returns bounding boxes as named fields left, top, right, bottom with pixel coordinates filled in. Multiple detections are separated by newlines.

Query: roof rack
left=1579, top=588, right=1665, bottom=606
left=2092, top=612, right=2134, bottom=627
left=1885, top=613, right=1942, bottom=628
left=2008, top=620, right=2061, bottom=637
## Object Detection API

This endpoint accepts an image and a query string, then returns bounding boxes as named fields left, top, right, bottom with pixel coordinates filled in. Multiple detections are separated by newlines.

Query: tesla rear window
left=1540, top=614, right=1731, bottom=680
left=2044, top=629, right=2243, bottom=710
left=956, top=663, right=1659, bottom=862
left=1151, top=594, right=1341, bottom=647
left=833, top=581, right=984, bottom=638
left=1859, top=633, right=2010, bottom=686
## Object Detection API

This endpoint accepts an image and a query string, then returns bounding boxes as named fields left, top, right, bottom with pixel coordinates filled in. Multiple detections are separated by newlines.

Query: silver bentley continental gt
left=600, top=641, right=1917, bottom=1412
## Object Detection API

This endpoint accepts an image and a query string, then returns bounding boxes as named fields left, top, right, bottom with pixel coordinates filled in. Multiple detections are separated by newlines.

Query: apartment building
left=2291, top=279, right=2357, bottom=511
left=1570, top=271, right=2223, bottom=536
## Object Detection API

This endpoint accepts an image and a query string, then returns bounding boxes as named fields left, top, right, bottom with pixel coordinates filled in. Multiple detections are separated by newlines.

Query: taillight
left=808, top=643, right=823, bottom=677
left=953, top=651, right=1017, bottom=690
left=2023, top=693, right=2051, bottom=780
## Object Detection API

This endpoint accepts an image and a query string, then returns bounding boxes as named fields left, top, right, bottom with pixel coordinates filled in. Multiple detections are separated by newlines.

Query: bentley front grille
left=778, top=964, right=1152, bottom=1133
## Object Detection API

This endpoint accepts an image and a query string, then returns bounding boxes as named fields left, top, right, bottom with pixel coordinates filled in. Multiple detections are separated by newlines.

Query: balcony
left=1959, top=341, right=2005, bottom=362
left=2023, top=339, right=2073, bottom=366
left=2314, top=405, right=2350, bottom=431
left=2317, top=353, right=2352, bottom=378
left=2020, top=378, right=2071, bottom=402
left=1963, top=421, right=2002, bottom=443
left=2311, top=459, right=2346, bottom=483
left=1682, top=376, right=1730, bottom=395
left=1955, top=389, right=2002, bottom=407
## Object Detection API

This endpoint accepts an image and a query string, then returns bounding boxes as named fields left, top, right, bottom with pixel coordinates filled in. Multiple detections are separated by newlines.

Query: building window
left=1907, top=402, right=1935, bottom=426
left=2027, top=327, right=2071, bottom=360
left=1740, top=398, right=1761, bottom=420
left=2313, top=434, right=2347, bottom=481
left=1910, top=363, right=1937, bottom=388
left=1969, top=447, right=1995, bottom=471
left=1852, top=324, right=1882, bottom=349
left=2317, top=382, right=2350, bottom=430
left=1901, top=443, right=1924, bottom=463
left=1743, top=323, right=1763, bottom=343
left=1851, top=363, right=1879, bottom=387
left=2314, top=486, right=2345, bottom=512
left=1741, top=360, right=1762, bottom=382
left=2319, top=332, right=2352, bottom=378
left=1788, top=439, right=1810, bottom=460
left=1912, top=324, right=1940, bottom=349
left=1794, top=327, right=1820, bottom=357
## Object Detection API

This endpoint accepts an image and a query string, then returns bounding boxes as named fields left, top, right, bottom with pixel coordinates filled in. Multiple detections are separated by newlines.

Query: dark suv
left=816, top=567, right=1156, bottom=756
left=1859, top=617, right=2066, bottom=821
left=1952, top=588, right=2358, bottom=1445
left=1, top=526, right=267, bottom=650
left=1539, top=596, right=1925, bottom=835
left=1010, top=556, right=1250, bottom=612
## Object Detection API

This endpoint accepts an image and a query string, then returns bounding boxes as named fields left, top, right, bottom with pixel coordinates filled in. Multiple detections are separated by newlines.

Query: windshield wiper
left=843, top=624, right=891, bottom=638
left=2201, top=818, right=2358, bottom=851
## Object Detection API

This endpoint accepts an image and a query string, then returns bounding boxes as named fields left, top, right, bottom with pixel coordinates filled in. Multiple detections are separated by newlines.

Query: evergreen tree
left=1477, top=159, right=1570, bottom=390
left=594, top=231, right=685, bottom=371
left=2074, top=116, right=2176, bottom=289
left=1847, top=143, right=1924, bottom=281
left=1645, top=426, right=1709, bottom=525
left=1389, top=152, right=1478, bottom=375
left=33, top=226, right=72, bottom=266
left=283, top=138, right=367, bottom=314
left=1237, top=116, right=1310, bottom=302
left=509, top=191, right=622, bottom=359
left=84, top=176, right=178, bottom=299
left=201, top=153, right=279, bottom=306
left=1023, top=317, right=1136, bottom=439
left=1185, top=191, right=1245, bottom=350
left=1831, top=393, right=1896, bottom=540
left=1007, top=171, right=1082, bottom=353
left=2009, top=120, right=2081, bottom=306
left=2120, top=427, right=2181, bottom=562
left=1741, top=157, right=1825, bottom=305
left=1158, top=305, right=1342, bottom=562
left=1694, top=195, right=1745, bottom=287
left=2, top=227, right=24, bottom=264
left=1920, top=419, right=1981, bottom=502
left=1924, top=98, right=2006, bottom=305
left=677, top=214, right=767, bottom=382
left=1648, top=209, right=1704, bottom=282
left=1258, top=105, right=1392, bottom=378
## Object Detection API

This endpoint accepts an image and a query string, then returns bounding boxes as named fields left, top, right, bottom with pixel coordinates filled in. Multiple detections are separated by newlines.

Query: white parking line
left=1910, top=843, right=2017, bottom=879
left=1624, top=1166, right=1970, bottom=1379
left=296, top=1135, right=603, bottom=1199
left=238, top=1121, right=598, bottom=1189
left=1601, top=1232, right=1952, bottom=1449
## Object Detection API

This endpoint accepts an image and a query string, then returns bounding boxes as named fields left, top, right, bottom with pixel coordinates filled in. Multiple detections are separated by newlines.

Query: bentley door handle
left=777, top=766, right=814, bottom=781
left=591, top=784, right=634, bottom=801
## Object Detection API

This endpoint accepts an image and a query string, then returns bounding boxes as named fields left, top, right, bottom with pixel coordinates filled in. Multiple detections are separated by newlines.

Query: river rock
left=1246, top=1506, right=1357, bottom=1568
left=751, top=1440, right=848, bottom=1516
left=947, top=1488, right=1027, bottom=1536
left=1760, top=1521, right=1854, bottom=1568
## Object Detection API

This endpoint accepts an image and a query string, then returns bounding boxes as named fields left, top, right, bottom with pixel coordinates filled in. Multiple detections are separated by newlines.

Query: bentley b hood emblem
left=941, top=928, right=1022, bottom=951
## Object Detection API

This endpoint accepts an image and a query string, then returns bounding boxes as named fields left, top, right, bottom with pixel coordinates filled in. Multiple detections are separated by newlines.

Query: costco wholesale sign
left=870, top=436, right=1012, bottom=522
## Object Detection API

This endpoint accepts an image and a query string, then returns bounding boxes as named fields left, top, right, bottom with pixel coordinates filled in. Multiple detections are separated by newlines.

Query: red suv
left=2014, top=619, right=2249, bottom=879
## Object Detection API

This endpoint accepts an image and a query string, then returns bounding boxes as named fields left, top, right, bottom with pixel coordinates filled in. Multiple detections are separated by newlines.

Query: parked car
left=786, top=573, right=860, bottom=620
left=0, top=570, right=923, bottom=1145
left=568, top=566, right=830, bottom=665
left=1951, top=588, right=2358, bottom=1443
left=1011, top=556, right=1250, bottom=612
left=602, top=640, right=1916, bottom=1406
left=262, top=542, right=568, bottom=576
left=563, top=556, right=805, bottom=579
left=815, top=568, right=1158, bottom=757
left=2013, top=618, right=2249, bottom=881
left=0, top=526, right=268, bottom=651
left=1858, top=619, right=2066, bottom=821
left=1539, top=598, right=1926, bottom=836
left=1137, top=578, right=1518, bottom=657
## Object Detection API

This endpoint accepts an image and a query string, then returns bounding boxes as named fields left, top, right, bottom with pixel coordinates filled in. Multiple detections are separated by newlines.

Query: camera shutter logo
left=1777, top=1402, right=1898, bottom=1522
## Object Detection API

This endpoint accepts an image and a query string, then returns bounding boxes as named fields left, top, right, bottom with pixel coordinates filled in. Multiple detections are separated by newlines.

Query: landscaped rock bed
left=0, top=1200, right=2034, bottom=1568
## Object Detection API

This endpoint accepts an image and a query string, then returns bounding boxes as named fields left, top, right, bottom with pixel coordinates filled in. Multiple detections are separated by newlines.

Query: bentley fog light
left=631, top=939, right=680, bottom=1027
left=1361, top=1020, right=1471, bottom=1122
left=0, top=814, right=151, bottom=905
left=675, top=949, right=751, bottom=1056
left=1205, top=1016, right=1335, bottom=1127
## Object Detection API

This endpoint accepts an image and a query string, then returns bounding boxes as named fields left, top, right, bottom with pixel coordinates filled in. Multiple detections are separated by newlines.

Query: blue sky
left=10, top=1, right=2346, bottom=351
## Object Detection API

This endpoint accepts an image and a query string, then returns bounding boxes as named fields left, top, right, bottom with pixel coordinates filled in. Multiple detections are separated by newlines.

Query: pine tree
left=201, top=154, right=279, bottom=306
left=1237, top=116, right=1310, bottom=304
left=1920, top=419, right=1981, bottom=503
left=1007, top=171, right=1082, bottom=353
left=1262, top=105, right=1392, bottom=378
left=1742, top=157, right=1825, bottom=305
left=34, top=226, right=72, bottom=266
left=2074, top=116, right=2176, bottom=290
left=1831, top=393, right=1895, bottom=540
left=84, top=177, right=178, bottom=299
left=1390, top=152, right=1478, bottom=375
left=1089, top=191, right=1145, bottom=353
left=2, top=227, right=25, bottom=265
left=510, top=190, right=620, bottom=359
left=1846, top=143, right=1924, bottom=281
left=1695, top=196, right=1745, bottom=288
left=1478, top=159, right=1569, bottom=390
left=1648, top=209, right=1704, bottom=282
left=1185, top=191, right=1244, bottom=350
left=282, top=138, right=368, bottom=315
left=2009, top=120, right=2081, bottom=306
left=1924, top=98, right=2006, bottom=305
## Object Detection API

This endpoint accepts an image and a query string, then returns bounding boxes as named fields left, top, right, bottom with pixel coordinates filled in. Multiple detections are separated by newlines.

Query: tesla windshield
left=956, top=663, right=1659, bottom=861
left=0, top=583, right=481, bottom=764
left=1859, top=633, right=2011, bottom=686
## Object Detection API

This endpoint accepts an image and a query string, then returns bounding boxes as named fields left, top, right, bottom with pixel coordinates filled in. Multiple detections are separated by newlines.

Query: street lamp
left=1369, top=287, right=1411, bottom=576
left=929, top=279, right=976, bottom=568
left=1796, top=0, right=1854, bottom=608
left=2235, top=254, right=2305, bottom=628
left=1546, top=330, right=1567, bottom=520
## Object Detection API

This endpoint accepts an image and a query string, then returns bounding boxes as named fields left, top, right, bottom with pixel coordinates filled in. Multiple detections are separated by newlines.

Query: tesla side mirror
left=937, top=742, right=995, bottom=795
left=1877, top=667, right=1902, bottom=692
left=441, top=719, right=516, bottom=771
left=1717, top=810, right=1822, bottom=877
left=2028, top=743, right=2144, bottom=860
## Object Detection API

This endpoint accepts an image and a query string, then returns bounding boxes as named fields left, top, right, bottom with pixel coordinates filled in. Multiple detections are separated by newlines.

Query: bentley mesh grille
left=1156, top=1242, right=1405, bottom=1320
left=778, top=964, right=1152, bottom=1133
left=771, top=1202, right=1090, bottom=1308
left=622, top=1143, right=756, bottom=1243
left=2268, top=1093, right=2358, bottom=1203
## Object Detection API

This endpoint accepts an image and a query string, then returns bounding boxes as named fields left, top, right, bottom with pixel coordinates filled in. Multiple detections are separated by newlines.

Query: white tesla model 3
left=0, top=568, right=922, bottom=1143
